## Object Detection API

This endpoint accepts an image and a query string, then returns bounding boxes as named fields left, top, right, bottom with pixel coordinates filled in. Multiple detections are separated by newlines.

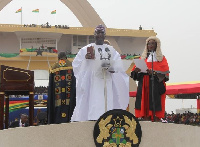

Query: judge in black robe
left=48, top=52, right=76, bottom=124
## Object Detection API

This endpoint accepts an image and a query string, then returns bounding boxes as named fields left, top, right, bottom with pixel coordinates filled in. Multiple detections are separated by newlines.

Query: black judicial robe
left=48, top=66, right=76, bottom=124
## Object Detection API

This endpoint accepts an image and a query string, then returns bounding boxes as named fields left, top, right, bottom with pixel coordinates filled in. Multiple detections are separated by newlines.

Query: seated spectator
left=9, top=114, right=29, bottom=128
left=37, top=111, right=47, bottom=125
left=162, top=112, right=200, bottom=126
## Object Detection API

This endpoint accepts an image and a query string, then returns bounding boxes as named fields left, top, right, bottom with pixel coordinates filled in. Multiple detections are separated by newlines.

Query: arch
left=0, top=0, right=121, bottom=53
left=0, top=0, right=12, bottom=10
left=61, top=0, right=105, bottom=27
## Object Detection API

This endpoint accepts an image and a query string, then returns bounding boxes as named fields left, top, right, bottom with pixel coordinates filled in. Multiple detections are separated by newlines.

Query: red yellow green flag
left=15, top=8, right=22, bottom=13
left=32, top=9, right=39, bottom=13
left=51, top=10, right=56, bottom=14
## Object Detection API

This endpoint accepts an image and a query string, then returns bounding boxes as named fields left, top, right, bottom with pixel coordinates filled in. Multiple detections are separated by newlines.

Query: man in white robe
left=71, top=24, right=129, bottom=121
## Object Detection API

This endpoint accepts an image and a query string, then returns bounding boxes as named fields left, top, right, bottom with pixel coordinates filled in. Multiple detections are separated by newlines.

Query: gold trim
left=0, top=92, right=5, bottom=94
left=55, top=87, right=61, bottom=94
left=96, top=115, right=112, bottom=143
left=3, top=68, right=31, bottom=82
left=66, top=99, right=70, bottom=105
left=123, top=115, right=139, bottom=144
left=55, top=99, right=70, bottom=107
left=61, top=99, right=66, bottom=105
left=50, top=67, right=73, bottom=73
left=62, top=113, right=66, bottom=118
left=29, top=92, right=34, bottom=94
left=62, top=88, right=66, bottom=92
left=54, top=75, right=61, bottom=82
left=55, top=99, right=61, bottom=107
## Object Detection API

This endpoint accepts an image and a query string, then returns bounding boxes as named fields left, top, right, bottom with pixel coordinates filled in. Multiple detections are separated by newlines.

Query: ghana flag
left=51, top=10, right=56, bottom=14
left=32, top=9, right=39, bottom=13
left=16, top=8, right=22, bottom=13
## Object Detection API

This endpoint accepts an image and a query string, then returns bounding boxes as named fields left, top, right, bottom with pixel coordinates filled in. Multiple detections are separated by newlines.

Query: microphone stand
left=102, top=62, right=110, bottom=113
left=103, top=67, right=107, bottom=112
left=100, top=48, right=111, bottom=113
left=151, top=51, right=156, bottom=122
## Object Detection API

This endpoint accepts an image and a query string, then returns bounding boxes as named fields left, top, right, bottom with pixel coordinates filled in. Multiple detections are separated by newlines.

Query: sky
left=0, top=0, right=200, bottom=84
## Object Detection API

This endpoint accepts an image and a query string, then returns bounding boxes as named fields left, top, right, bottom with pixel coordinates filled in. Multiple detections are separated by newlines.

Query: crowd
left=55, top=25, right=69, bottom=29
left=34, top=86, right=48, bottom=94
left=161, top=112, right=200, bottom=126
left=8, top=109, right=47, bottom=128
left=23, top=22, right=69, bottom=29
left=23, top=24, right=37, bottom=27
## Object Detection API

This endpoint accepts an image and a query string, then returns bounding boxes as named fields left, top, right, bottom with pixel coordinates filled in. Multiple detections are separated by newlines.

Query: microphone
left=147, top=50, right=153, bottom=58
left=150, top=50, right=154, bottom=62
left=151, top=50, right=155, bottom=56
left=148, top=50, right=154, bottom=57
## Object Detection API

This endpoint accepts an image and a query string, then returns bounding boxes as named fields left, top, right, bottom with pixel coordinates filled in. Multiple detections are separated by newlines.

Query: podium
left=0, top=121, right=199, bottom=147
left=0, top=65, right=34, bottom=129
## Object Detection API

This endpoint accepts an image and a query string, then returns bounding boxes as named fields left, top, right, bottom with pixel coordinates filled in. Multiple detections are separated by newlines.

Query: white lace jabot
left=147, top=52, right=157, bottom=62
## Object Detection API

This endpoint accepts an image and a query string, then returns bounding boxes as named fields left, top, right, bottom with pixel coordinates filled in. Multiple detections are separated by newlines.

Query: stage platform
left=0, top=121, right=199, bottom=147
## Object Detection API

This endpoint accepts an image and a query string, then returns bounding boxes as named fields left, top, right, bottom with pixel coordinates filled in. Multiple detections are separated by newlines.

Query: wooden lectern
left=0, top=65, right=34, bottom=130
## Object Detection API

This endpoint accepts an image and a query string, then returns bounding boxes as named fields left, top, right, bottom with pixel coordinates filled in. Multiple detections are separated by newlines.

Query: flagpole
left=37, top=13, right=39, bottom=26
left=37, top=9, right=39, bottom=25
left=21, top=7, right=22, bottom=25
left=55, top=13, right=57, bottom=26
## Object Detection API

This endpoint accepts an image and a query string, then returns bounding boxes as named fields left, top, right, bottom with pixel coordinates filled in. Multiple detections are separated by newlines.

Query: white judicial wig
left=71, top=43, right=130, bottom=121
